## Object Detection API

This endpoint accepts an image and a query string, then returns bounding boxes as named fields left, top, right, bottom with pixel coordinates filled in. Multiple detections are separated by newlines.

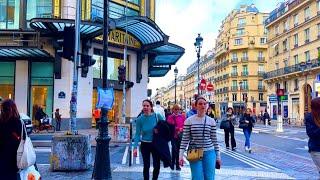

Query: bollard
left=265, top=118, right=268, bottom=127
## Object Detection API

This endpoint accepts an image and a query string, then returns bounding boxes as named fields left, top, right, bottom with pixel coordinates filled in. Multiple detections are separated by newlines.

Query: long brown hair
left=311, top=97, right=320, bottom=127
left=0, top=99, right=20, bottom=123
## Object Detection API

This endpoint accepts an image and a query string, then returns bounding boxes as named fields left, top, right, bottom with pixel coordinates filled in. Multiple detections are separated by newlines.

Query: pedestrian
left=55, top=108, right=62, bottom=131
left=133, top=99, right=165, bottom=180
left=239, top=108, right=255, bottom=153
left=222, top=107, right=237, bottom=151
left=167, top=104, right=186, bottom=171
left=263, top=109, right=271, bottom=126
left=206, top=104, right=215, bottom=119
left=154, top=100, right=165, bottom=120
left=306, top=97, right=320, bottom=176
left=35, top=106, right=46, bottom=128
left=179, top=96, right=221, bottom=180
left=0, top=99, right=23, bottom=179
left=186, top=100, right=197, bottom=118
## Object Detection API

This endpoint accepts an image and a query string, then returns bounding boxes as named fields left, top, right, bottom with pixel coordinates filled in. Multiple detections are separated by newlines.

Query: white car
left=20, top=113, right=32, bottom=134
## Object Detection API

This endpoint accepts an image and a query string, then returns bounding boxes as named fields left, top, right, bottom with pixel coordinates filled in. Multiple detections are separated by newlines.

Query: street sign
left=207, top=82, right=214, bottom=91
left=200, top=79, right=206, bottom=90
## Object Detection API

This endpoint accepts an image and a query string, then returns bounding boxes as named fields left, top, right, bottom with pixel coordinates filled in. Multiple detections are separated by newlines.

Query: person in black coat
left=239, top=108, right=255, bottom=153
left=263, top=110, right=271, bottom=125
left=0, top=99, right=23, bottom=180
left=306, top=97, right=320, bottom=175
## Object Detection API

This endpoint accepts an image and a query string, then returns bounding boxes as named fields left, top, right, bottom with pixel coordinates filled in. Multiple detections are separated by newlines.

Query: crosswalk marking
left=275, top=135, right=308, bottom=142
left=35, top=147, right=51, bottom=153
left=221, top=148, right=279, bottom=171
left=122, top=146, right=129, bottom=165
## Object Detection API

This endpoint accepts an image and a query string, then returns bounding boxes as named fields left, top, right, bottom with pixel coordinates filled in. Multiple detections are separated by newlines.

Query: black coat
left=305, top=113, right=320, bottom=152
left=0, top=118, right=23, bottom=179
left=239, top=114, right=255, bottom=130
left=152, top=121, right=175, bottom=168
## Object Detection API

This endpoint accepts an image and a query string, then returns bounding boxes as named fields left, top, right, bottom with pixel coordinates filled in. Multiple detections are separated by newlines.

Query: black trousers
left=171, top=138, right=181, bottom=168
left=141, top=142, right=161, bottom=180
left=56, top=120, right=61, bottom=131
left=224, top=126, right=236, bottom=148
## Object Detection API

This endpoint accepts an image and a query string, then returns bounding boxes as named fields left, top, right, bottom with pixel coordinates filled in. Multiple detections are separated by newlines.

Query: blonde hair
left=172, top=104, right=180, bottom=111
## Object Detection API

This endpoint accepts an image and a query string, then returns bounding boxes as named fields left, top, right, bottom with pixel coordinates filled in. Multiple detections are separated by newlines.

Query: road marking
left=275, top=135, right=308, bottom=142
left=113, top=166, right=294, bottom=179
left=296, top=146, right=309, bottom=151
left=35, top=147, right=51, bottom=153
left=136, top=146, right=140, bottom=165
left=221, top=149, right=279, bottom=171
left=122, top=146, right=129, bottom=164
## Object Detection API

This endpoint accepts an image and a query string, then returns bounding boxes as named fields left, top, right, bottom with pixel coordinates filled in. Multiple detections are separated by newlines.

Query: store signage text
left=109, top=30, right=141, bottom=49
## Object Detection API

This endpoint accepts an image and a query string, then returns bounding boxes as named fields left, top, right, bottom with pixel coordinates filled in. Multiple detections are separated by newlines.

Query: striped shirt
left=179, top=115, right=221, bottom=160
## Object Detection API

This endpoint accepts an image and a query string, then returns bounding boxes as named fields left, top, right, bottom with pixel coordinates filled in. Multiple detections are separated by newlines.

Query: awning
left=148, top=65, right=171, bottom=77
left=29, top=18, right=103, bottom=39
left=148, top=43, right=185, bottom=65
left=0, top=47, right=53, bottom=60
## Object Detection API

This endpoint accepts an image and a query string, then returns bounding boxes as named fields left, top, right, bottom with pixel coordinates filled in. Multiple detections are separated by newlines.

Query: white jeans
left=310, top=151, right=320, bottom=173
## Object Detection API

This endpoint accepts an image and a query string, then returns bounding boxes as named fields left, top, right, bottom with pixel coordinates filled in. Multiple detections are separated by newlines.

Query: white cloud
left=148, top=0, right=281, bottom=96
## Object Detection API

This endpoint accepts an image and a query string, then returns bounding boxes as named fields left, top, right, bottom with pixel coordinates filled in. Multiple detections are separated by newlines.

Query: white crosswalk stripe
left=220, top=148, right=279, bottom=171
left=35, top=147, right=51, bottom=153
left=122, top=145, right=140, bottom=165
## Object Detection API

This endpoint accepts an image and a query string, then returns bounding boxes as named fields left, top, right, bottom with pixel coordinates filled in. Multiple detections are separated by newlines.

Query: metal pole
left=69, top=0, right=81, bottom=135
left=197, top=51, right=200, bottom=95
left=92, top=0, right=112, bottom=179
left=175, top=75, right=177, bottom=104
left=121, top=0, right=128, bottom=124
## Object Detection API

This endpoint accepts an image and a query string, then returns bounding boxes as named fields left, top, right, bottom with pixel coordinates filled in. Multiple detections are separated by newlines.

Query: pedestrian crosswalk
left=121, top=145, right=278, bottom=171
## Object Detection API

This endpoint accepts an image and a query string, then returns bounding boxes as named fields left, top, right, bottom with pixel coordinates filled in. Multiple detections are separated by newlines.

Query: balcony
left=258, top=71, right=265, bottom=76
left=241, top=85, right=249, bottom=91
left=231, top=72, right=238, bottom=77
left=264, top=58, right=320, bottom=79
left=237, top=23, right=246, bottom=28
left=258, top=57, right=265, bottom=62
left=231, top=58, right=238, bottom=63
left=305, top=39, right=310, bottom=44
left=241, top=57, right=248, bottom=62
left=231, top=86, right=238, bottom=91
left=294, top=44, right=298, bottom=48
left=241, top=71, right=249, bottom=76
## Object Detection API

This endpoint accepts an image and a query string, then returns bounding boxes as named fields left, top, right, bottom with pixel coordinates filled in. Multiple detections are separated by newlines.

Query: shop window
left=0, top=62, right=15, bottom=100
left=259, top=93, right=263, bottom=101
left=0, top=0, right=20, bottom=29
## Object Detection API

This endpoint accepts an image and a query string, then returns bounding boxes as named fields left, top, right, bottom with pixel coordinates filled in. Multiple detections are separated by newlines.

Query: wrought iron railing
left=0, top=31, right=40, bottom=47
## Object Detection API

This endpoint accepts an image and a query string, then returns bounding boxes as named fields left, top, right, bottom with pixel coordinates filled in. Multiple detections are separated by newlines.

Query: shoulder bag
left=186, top=117, right=206, bottom=162
left=17, top=119, right=36, bottom=169
left=220, top=117, right=230, bottom=129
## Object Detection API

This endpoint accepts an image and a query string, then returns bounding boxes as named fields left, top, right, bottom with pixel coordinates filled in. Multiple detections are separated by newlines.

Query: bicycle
left=33, top=117, right=55, bottom=133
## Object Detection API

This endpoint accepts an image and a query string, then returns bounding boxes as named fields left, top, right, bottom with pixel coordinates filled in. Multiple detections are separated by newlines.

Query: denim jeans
left=189, top=149, right=216, bottom=180
left=243, top=128, right=252, bottom=148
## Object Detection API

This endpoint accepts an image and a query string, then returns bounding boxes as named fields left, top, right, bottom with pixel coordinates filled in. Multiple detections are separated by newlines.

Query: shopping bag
left=19, top=165, right=41, bottom=180
left=17, top=120, right=36, bottom=169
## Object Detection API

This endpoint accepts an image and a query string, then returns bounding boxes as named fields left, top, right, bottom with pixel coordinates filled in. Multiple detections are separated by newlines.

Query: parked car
left=20, top=113, right=32, bottom=135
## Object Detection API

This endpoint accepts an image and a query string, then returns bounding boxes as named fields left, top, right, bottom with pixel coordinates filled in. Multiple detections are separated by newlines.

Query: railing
left=258, top=86, right=265, bottom=91
left=264, top=59, right=320, bottom=79
left=258, top=71, right=265, bottom=76
left=258, top=57, right=265, bottom=61
left=231, top=58, right=238, bottom=63
left=241, top=71, right=249, bottom=76
left=241, top=86, right=249, bottom=91
left=231, top=86, right=238, bottom=91
left=241, top=57, right=248, bottom=62
left=231, top=72, right=238, bottom=77
left=0, top=31, right=40, bottom=47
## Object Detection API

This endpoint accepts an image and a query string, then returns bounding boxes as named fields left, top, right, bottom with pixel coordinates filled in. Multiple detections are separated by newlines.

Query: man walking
left=55, top=108, right=62, bottom=131
left=154, top=100, right=166, bottom=119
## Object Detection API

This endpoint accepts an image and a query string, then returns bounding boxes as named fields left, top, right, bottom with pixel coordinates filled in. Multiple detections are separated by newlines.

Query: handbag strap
left=202, top=116, right=206, bottom=148
left=20, top=119, right=27, bottom=140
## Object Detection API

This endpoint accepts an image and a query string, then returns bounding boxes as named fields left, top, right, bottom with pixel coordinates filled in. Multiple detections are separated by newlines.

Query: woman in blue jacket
left=133, top=99, right=165, bottom=180
left=306, top=97, right=320, bottom=175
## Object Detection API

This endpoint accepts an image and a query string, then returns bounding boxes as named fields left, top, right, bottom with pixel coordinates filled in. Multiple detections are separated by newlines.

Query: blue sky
left=149, top=0, right=282, bottom=96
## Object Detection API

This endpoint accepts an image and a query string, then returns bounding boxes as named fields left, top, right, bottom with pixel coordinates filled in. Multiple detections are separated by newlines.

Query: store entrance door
left=30, top=85, right=53, bottom=121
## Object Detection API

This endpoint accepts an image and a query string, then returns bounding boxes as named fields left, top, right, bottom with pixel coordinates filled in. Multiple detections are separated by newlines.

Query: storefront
left=268, top=94, right=278, bottom=120
left=0, top=62, right=15, bottom=100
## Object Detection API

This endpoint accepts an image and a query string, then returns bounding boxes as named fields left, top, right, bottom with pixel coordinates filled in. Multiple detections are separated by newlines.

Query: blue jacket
left=305, top=113, right=320, bottom=152
left=186, top=109, right=197, bottom=118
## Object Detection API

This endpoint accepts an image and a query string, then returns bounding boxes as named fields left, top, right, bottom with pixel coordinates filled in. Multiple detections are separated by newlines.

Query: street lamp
left=92, top=0, right=111, bottom=179
left=194, top=33, right=203, bottom=96
left=300, top=60, right=313, bottom=113
left=239, top=81, right=243, bottom=114
left=174, top=67, right=178, bottom=104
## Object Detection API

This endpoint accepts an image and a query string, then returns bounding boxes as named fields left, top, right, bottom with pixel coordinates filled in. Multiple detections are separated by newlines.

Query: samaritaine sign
left=95, top=30, right=141, bottom=49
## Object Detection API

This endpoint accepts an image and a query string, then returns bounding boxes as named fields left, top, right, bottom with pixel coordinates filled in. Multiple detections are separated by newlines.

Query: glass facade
left=92, top=50, right=129, bottom=80
left=27, top=0, right=53, bottom=20
left=0, top=0, right=20, bottom=29
left=30, top=62, right=54, bottom=120
left=0, top=62, right=15, bottom=100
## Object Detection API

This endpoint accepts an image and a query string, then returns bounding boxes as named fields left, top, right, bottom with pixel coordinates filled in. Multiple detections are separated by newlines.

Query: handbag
left=220, top=119, right=230, bottom=129
left=186, top=117, right=206, bottom=162
left=17, top=120, right=36, bottom=169
left=19, top=165, right=41, bottom=180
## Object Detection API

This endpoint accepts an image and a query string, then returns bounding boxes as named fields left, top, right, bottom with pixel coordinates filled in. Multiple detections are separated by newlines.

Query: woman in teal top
left=133, top=99, right=164, bottom=180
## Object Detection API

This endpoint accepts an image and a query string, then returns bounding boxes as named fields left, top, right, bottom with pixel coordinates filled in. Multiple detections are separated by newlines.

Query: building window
left=232, top=52, right=237, bottom=59
left=283, top=20, right=289, bottom=31
left=294, top=79, right=299, bottom=91
left=243, top=51, right=248, bottom=58
left=232, top=93, right=237, bottom=101
left=293, top=14, right=298, bottom=27
left=318, top=24, right=320, bottom=38
left=235, top=38, right=243, bottom=45
left=259, top=93, right=263, bottom=101
left=260, top=37, right=267, bottom=44
left=243, top=80, right=248, bottom=90
left=275, top=83, right=280, bottom=90
left=262, top=16, right=268, bottom=24
left=294, top=34, right=298, bottom=47
left=275, top=63, right=279, bottom=70
left=258, top=64, right=264, bottom=72
left=304, top=28, right=310, bottom=43
left=283, top=39, right=288, bottom=51
left=284, top=81, right=288, bottom=92
left=258, top=51, right=263, bottom=58
left=274, top=44, right=279, bottom=55
left=242, top=93, right=248, bottom=101
left=258, top=80, right=263, bottom=87
left=237, top=28, right=245, bottom=36
left=294, top=55, right=299, bottom=65
left=275, top=25, right=279, bottom=35
left=232, top=66, right=237, bottom=74
left=304, top=7, right=310, bottom=21
left=305, top=51, right=310, bottom=61
left=238, top=17, right=246, bottom=27
left=0, top=0, right=20, bottom=29
left=318, top=0, right=320, bottom=12
left=284, top=59, right=288, bottom=67
left=0, top=62, right=15, bottom=100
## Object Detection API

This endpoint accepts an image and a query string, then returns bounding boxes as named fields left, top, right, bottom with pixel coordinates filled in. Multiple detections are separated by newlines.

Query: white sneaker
left=245, top=146, right=249, bottom=151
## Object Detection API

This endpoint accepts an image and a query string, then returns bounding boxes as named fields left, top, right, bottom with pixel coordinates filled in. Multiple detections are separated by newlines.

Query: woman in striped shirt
left=179, top=97, right=221, bottom=180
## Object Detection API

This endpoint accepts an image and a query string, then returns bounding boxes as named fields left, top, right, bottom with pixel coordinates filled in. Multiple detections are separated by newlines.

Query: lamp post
left=239, top=81, right=243, bottom=114
left=300, top=60, right=313, bottom=113
left=92, top=0, right=111, bottom=179
left=194, top=33, right=203, bottom=96
left=174, top=67, right=178, bottom=104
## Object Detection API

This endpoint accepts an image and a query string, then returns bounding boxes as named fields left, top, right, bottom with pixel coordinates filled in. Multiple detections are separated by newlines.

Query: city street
left=31, top=125, right=317, bottom=179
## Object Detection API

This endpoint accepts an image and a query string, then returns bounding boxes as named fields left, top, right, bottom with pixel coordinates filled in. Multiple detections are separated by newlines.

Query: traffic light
left=118, top=65, right=126, bottom=84
left=62, top=26, right=75, bottom=60
left=126, top=81, right=134, bottom=89
left=81, top=54, right=96, bottom=77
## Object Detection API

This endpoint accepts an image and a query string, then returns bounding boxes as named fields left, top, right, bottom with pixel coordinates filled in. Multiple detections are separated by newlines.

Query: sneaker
left=245, top=146, right=249, bottom=151
left=176, top=167, right=181, bottom=171
left=226, top=147, right=230, bottom=150
left=248, top=149, right=252, bottom=153
left=232, top=147, right=237, bottom=151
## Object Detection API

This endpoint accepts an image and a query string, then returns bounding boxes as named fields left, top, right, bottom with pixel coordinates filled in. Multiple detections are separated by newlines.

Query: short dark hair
left=195, top=96, right=206, bottom=105
left=227, top=107, right=234, bottom=114
left=156, top=100, right=160, bottom=105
